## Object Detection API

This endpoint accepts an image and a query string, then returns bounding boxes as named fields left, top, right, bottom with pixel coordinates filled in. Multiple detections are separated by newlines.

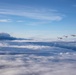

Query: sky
left=0, top=0, right=76, bottom=39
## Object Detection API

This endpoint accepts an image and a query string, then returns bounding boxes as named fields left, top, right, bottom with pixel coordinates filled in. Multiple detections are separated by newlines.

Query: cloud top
left=0, top=33, right=17, bottom=40
left=0, top=32, right=33, bottom=41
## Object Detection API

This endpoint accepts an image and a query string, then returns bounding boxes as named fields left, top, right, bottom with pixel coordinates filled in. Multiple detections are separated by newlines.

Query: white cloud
left=0, top=19, right=12, bottom=22
left=0, top=42, right=51, bottom=50
left=0, top=7, right=64, bottom=21
left=26, top=21, right=51, bottom=26
left=0, top=43, right=8, bottom=47
left=0, top=53, right=76, bottom=75
left=16, top=20, right=24, bottom=22
left=10, top=45, right=51, bottom=50
left=0, top=40, right=76, bottom=75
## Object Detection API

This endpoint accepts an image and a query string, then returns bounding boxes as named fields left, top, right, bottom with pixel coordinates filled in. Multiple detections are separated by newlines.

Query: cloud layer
left=0, top=53, right=76, bottom=75
left=0, top=34, right=76, bottom=75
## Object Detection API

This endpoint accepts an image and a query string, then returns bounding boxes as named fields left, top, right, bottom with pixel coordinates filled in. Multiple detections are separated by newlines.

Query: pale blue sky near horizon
left=0, top=0, right=76, bottom=39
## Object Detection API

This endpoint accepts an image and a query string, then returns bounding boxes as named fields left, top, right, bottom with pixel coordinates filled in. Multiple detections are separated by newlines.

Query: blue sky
left=0, top=0, right=76, bottom=39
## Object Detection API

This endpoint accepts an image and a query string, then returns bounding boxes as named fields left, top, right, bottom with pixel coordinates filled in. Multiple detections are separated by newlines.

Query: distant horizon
left=0, top=32, right=76, bottom=42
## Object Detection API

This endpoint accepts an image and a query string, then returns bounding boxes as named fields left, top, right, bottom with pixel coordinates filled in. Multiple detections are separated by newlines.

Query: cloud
left=0, top=39, right=76, bottom=75
left=0, top=33, right=31, bottom=40
left=26, top=21, right=50, bottom=26
left=0, top=43, right=51, bottom=50
left=0, top=6, right=64, bottom=21
left=0, top=33, right=17, bottom=40
left=0, top=19, right=11, bottom=22
left=0, top=33, right=10, bottom=37
left=0, top=53, right=76, bottom=75
left=16, top=20, right=24, bottom=22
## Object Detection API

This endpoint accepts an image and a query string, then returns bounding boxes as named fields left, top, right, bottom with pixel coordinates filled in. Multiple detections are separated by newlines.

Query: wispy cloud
left=0, top=6, right=64, bottom=21
left=26, top=21, right=51, bottom=26
left=16, top=20, right=24, bottom=22
left=0, top=19, right=11, bottom=22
